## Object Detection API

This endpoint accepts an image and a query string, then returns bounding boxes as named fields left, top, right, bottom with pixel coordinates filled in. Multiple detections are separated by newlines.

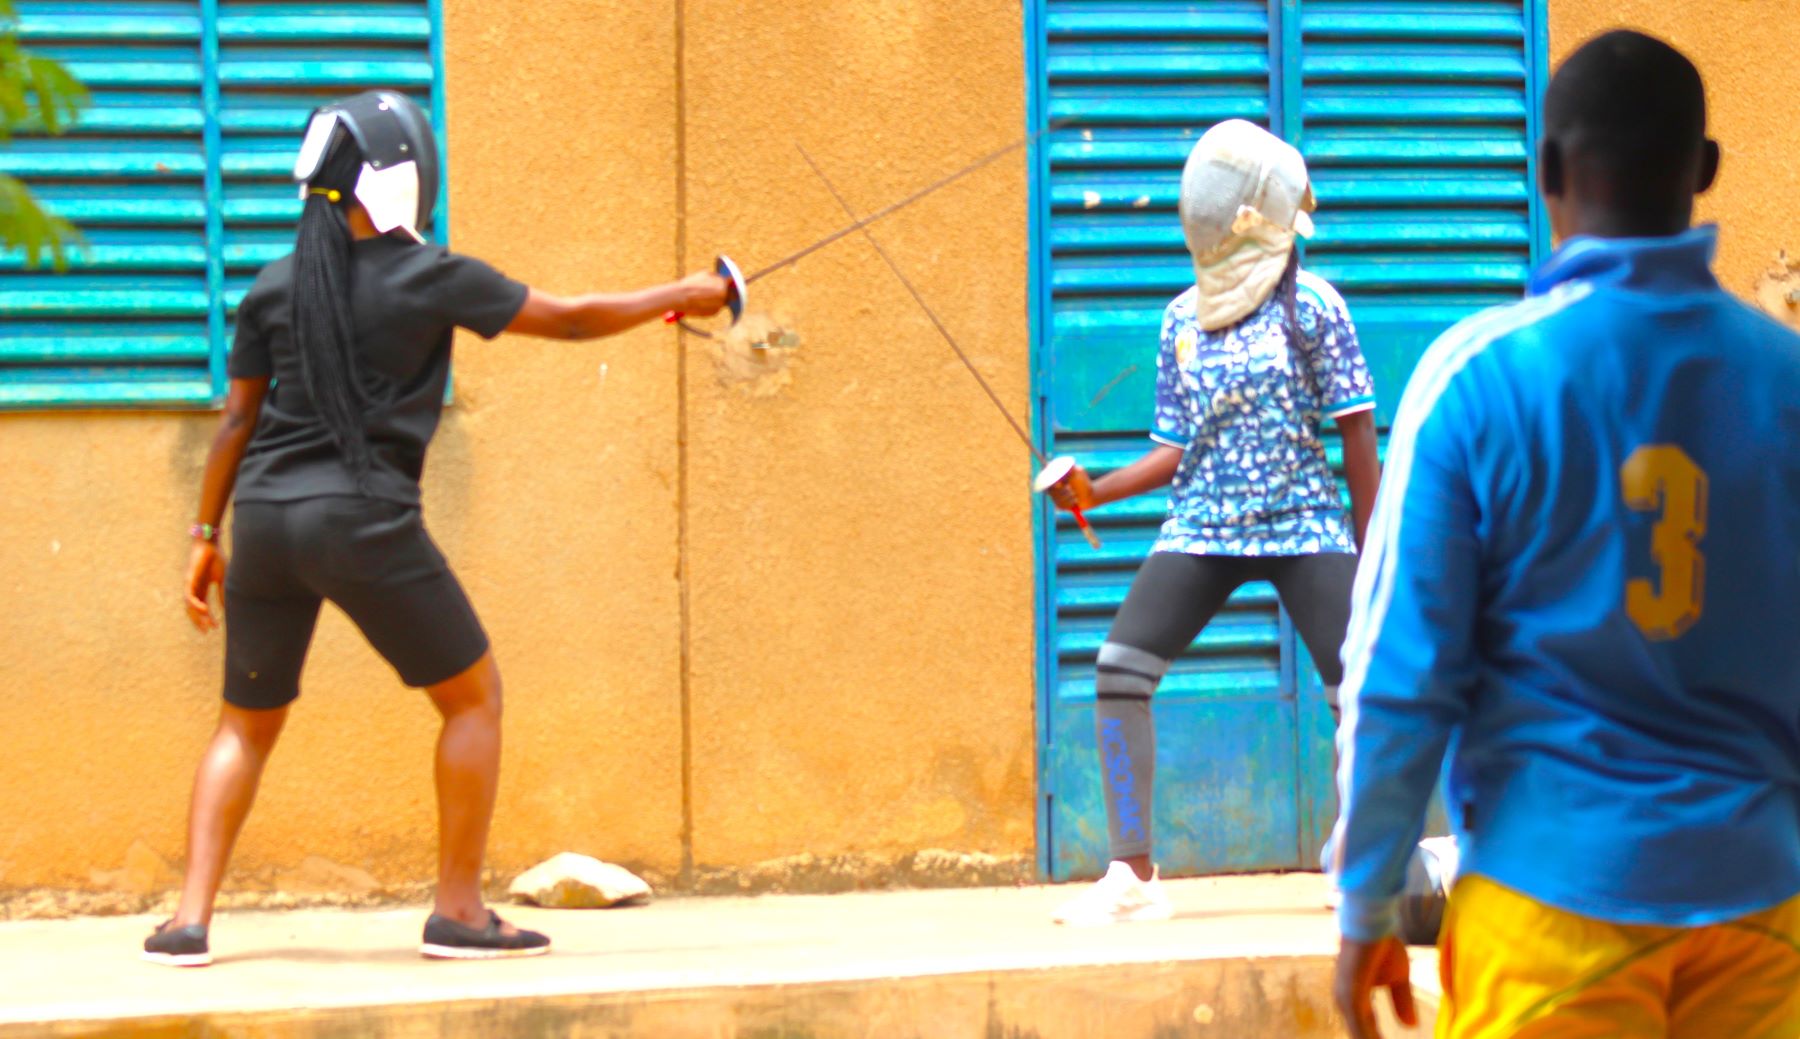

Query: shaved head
left=1540, top=30, right=1718, bottom=239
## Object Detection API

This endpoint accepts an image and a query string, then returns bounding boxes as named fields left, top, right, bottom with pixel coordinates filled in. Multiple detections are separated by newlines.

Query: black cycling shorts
left=222, top=497, right=489, bottom=710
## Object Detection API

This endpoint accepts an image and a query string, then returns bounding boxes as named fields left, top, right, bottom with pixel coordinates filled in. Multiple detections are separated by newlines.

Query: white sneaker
left=1052, top=861, right=1174, bottom=926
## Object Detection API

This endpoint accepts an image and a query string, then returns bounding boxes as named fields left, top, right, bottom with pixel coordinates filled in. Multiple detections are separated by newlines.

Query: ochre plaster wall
left=0, top=0, right=689, bottom=894
left=19, top=0, right=1792, bottom=906
left=0, top=0, right=1037, bottom=899
left=1550, top=0, right=1800, bottom=298
left=680, top=1, right=1037, bottom=870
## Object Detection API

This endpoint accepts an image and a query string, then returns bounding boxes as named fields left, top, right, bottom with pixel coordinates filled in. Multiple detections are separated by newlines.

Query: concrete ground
left=0, top=873, right=1439, bottom=1038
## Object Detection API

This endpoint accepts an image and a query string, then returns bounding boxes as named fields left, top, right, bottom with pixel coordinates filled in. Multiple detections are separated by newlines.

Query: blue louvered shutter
left=1034, top=0, right=1307, bottom=881
left=1031, top=0, right=1545, bottom=879
left=1283, top=0, right=1541, bottom=852
left=1, top=1, right=442, bottom=409
left=2, top=2, right=213, bottom=406
left=1295, top=0, right=1542, bottom=422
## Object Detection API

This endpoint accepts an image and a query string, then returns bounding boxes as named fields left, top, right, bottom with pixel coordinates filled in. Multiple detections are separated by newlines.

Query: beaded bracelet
left=189, top=523, right=220, bottom=544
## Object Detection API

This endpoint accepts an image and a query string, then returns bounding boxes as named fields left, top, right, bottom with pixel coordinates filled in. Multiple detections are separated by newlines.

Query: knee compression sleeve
left=1095, top=641, right=1169, bottom=860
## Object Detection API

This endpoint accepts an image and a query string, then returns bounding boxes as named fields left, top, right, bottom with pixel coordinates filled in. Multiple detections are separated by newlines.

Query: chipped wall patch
left=711, top=309, right=802, bottom=397
left=1754, top=250, right=1800, bottom=331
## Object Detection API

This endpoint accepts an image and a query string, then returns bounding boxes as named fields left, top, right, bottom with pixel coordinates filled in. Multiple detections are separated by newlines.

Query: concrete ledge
left=20, top=958, right=1349, bottom=1038
left=0, top=875, right=1435, bottom=1039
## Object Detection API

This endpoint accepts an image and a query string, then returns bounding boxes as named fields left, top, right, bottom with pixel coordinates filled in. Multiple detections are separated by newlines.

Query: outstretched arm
left=186, top=377, right=268, bottom=632
left=1338, top=409, right=1381, bottom=550
left=504, top=272, right=730, bottom=341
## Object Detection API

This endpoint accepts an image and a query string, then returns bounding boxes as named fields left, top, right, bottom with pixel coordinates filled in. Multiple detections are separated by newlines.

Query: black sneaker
left=420, top=910, right=550, bottom=960
left=142, top=919, right=211, bottom=967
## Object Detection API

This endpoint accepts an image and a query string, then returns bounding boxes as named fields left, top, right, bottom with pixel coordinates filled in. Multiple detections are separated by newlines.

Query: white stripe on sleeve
left=1330, top=281, right=1593, bottom=875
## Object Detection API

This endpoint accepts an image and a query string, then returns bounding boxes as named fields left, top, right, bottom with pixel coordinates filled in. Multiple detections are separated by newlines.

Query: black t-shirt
left=228, top=236, right=528, bottom=506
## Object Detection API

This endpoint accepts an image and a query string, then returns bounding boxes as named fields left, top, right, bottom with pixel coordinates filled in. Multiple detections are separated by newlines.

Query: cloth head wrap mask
left=1178, top=119, right=1317, bottom=331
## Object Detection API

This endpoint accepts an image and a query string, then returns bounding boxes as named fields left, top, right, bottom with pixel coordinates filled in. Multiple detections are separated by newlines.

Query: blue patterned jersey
left=1150, top=270, right=1376, bottom=557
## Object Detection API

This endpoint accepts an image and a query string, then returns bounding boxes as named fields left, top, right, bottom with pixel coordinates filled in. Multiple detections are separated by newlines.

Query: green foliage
left=0, top=0, right=88, bottom=270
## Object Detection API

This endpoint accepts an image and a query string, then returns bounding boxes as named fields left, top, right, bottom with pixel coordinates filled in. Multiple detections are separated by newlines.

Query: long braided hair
left=292, top=128, right=373, bottom=481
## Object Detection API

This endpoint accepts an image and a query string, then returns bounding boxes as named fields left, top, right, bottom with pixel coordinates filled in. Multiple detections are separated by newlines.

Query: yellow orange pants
left=1436, top=875, right=1800, bottom=1038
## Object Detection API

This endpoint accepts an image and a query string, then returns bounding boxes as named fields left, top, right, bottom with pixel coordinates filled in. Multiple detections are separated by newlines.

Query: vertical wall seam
left=674, top=0, right=696, bottom=890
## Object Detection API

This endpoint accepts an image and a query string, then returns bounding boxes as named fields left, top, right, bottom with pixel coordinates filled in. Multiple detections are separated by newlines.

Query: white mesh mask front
left=1178, top=120, right=1316, bottom=331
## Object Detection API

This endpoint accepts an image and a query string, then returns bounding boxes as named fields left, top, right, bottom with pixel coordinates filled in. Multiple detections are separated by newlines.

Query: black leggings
left=1093, top=550, right=1357, bottom=860
left=1106, top=551, right=1358, bottom=687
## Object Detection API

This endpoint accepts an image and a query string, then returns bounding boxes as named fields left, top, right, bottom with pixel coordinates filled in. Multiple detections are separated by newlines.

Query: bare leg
left=171, top=702, right=290, bottom=927
left=423, top=650, right=511, bottom=930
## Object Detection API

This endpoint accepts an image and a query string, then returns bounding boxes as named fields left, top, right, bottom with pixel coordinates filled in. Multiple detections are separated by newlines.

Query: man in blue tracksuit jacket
left=1332, top=31, right=1800, bottom=1039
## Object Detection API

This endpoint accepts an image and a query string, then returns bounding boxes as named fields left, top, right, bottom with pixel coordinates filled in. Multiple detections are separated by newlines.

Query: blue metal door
left=1029, top=0, right=1297, bottom=882
left=1029, top=0, right=1546, bottom=880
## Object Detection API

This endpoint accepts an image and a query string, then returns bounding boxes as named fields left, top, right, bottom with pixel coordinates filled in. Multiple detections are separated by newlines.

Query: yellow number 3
left=1621, top=445, right=1708, bottom=641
